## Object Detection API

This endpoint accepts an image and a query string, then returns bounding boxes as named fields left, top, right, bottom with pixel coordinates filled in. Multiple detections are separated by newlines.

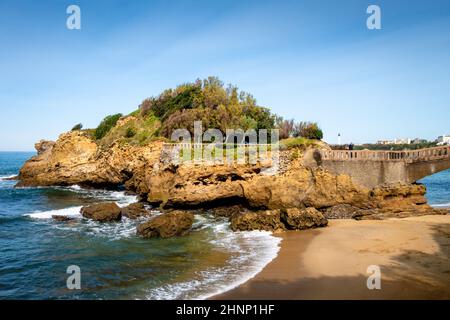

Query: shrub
left=280, top=137, right=318, bottom=150
left=276, top=119, right=295, bottom=139
left=244, top=106, right=276, bottom=130
left=94, top=113, right=123, bottom=140
left=139, top=84, right=201, bottom=119
left=125, top=127, right=136, bottom=138
left=139, top=77, right=277, bottom=136
left=298, top=122, right=323, bottom=140
left=71, top=123, right=83, bottom=131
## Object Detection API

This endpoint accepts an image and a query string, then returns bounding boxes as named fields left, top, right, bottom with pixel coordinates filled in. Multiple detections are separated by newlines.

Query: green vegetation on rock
left=140, top=76, right=277, bottom=137
left=71, top=123, right=83, bottom=131
left=94, top=113, right=123, bottom=140
left=280, top=137, right=319, bottom=150
left=80, top=77, right=323, bottom=147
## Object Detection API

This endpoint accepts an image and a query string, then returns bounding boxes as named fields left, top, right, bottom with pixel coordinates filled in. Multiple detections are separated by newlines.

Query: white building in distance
left=437, top=135, right=450, bottom=145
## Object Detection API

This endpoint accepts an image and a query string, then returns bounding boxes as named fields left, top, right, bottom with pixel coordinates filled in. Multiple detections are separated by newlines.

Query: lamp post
left=338, top=133, right=341, bottom=146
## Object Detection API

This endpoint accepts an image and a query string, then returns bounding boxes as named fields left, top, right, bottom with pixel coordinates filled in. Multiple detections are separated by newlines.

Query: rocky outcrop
left=136, top=211, right=194, bottom=238
left=121, top=202, right=152, bottom=219
left=358, top=183, right=447, bottom=219
left=80, top=202, right=122, bottom=222
left=17, top=130, right=446, bottom=229
left=230, top=210, right=286, bottom=232
left=145, top=159, right=444, bottom=222
left=321, top=183, right=447, bottom=220
left=230, top=207, right=328, bottom=232
left=17, top=131, right=163, bottom=189
left=145, top=162, right=370, bottom=210
left=281, top=207, right=328, bottom=230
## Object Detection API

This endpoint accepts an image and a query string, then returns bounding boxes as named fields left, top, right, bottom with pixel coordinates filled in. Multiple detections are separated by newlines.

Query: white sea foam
left=25, top=189, right=137, bottom=220
left=196, top=229, right=281, bottom=300
left=0, top=174, right=16, bottom=181
left=24, top=186, right=281, bottom=299
left=67, top=184, right=82, bottom=190
left=432, top=202, right=450, bottom=208
left=26, top=206, right=83, bottom=219
left=145, top=218, right=281, bottom=300
left=54, top=186, right=138, bottom=206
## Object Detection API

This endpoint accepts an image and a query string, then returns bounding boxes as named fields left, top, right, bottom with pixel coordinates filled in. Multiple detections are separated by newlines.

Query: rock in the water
left=136, top=211, right=194, bottom=238
left=121, top=202, right=151, bottom=219
left=323, top=204, right=362, bottom=219
left=52, top=215, right=75, bottom=222
left=230, top=209, right=285, bottom=232
left=281, top=207, right=328, bottom=230
left=80, top=202, right=122, bottom=222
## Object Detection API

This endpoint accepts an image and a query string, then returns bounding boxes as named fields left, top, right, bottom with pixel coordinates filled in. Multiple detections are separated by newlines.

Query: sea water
left=0, top=152, right=280, bottom=300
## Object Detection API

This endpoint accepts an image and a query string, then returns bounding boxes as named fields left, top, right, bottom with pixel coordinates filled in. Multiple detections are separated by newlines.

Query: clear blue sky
left=1, top=0, right=449, bottom=151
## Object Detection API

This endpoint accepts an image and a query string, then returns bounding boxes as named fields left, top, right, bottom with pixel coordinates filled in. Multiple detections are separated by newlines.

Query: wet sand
left=214, top=215, right=450, bottom=299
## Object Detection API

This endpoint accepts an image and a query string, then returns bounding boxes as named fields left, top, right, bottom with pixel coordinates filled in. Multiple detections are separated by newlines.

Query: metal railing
left=321, top=145, right=450, bottom=162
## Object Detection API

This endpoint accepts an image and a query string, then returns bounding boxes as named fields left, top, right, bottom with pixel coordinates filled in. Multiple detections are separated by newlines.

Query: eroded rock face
left=230, top=207, right=328, bottom=232
left=17, top=131, right=445, bottom=224
left=230, top=210, right=286, bottom=232
left=80, top=202, right=122, bottom=222
left=146, top=162, right=370, bottom=210
left=136, top=211, right=194, bottom=238
left=242, top=168, right=370, bottom=210
left=281, top=207, right=328, bottom=230
left=17, top=131, right=162, bottom=189
left=146, top=164, right=257, bottom=207
left=121, top=202, right=152, bottom=219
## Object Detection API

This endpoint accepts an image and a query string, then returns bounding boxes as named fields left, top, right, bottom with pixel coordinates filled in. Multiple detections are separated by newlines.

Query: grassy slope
left=98, top=112, right=164, bottom=147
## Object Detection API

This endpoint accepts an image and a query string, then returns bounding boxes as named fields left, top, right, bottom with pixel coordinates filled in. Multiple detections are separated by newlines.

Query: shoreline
left=212, top=214, right=450, bottom=300
left=4, top=171, right=450, bottom=299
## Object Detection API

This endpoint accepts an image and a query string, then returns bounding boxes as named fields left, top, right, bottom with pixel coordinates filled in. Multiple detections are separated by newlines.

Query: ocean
left=0, top=152, right=280, bottom=300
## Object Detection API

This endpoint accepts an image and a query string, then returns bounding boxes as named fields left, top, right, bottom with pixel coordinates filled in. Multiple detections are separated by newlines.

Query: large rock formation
left=17, top=130, right=446, bottom=232
left=17, top=131, right=162, bottom=189
left=80, top=202, right=122, bottom=222
left=145, top=159, right=445, bottom=222
left=136, top=211, right=194, bottom=238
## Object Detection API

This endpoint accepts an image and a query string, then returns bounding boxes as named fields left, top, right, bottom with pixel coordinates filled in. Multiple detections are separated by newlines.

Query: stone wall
left=322, top=158, right=450, bottom=188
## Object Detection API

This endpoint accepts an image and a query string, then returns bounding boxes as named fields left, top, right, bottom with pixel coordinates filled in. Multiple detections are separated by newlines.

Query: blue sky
left=1, top=0, right=449, bottom=151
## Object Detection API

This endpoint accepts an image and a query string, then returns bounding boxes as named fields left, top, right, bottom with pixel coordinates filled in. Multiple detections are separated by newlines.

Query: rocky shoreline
left=18, top=131, right=447, bottom=238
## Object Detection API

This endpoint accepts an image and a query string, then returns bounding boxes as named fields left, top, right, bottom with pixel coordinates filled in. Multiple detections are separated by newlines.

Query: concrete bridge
left=319, top=145, right=450, bottom=188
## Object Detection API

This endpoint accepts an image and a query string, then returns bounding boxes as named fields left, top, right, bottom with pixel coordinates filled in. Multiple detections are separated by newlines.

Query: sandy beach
left=214, top=214, right=450, bottom=300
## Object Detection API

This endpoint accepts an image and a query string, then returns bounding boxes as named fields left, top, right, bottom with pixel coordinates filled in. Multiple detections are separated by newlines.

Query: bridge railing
left=321, top=145, right=450, bottom=162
